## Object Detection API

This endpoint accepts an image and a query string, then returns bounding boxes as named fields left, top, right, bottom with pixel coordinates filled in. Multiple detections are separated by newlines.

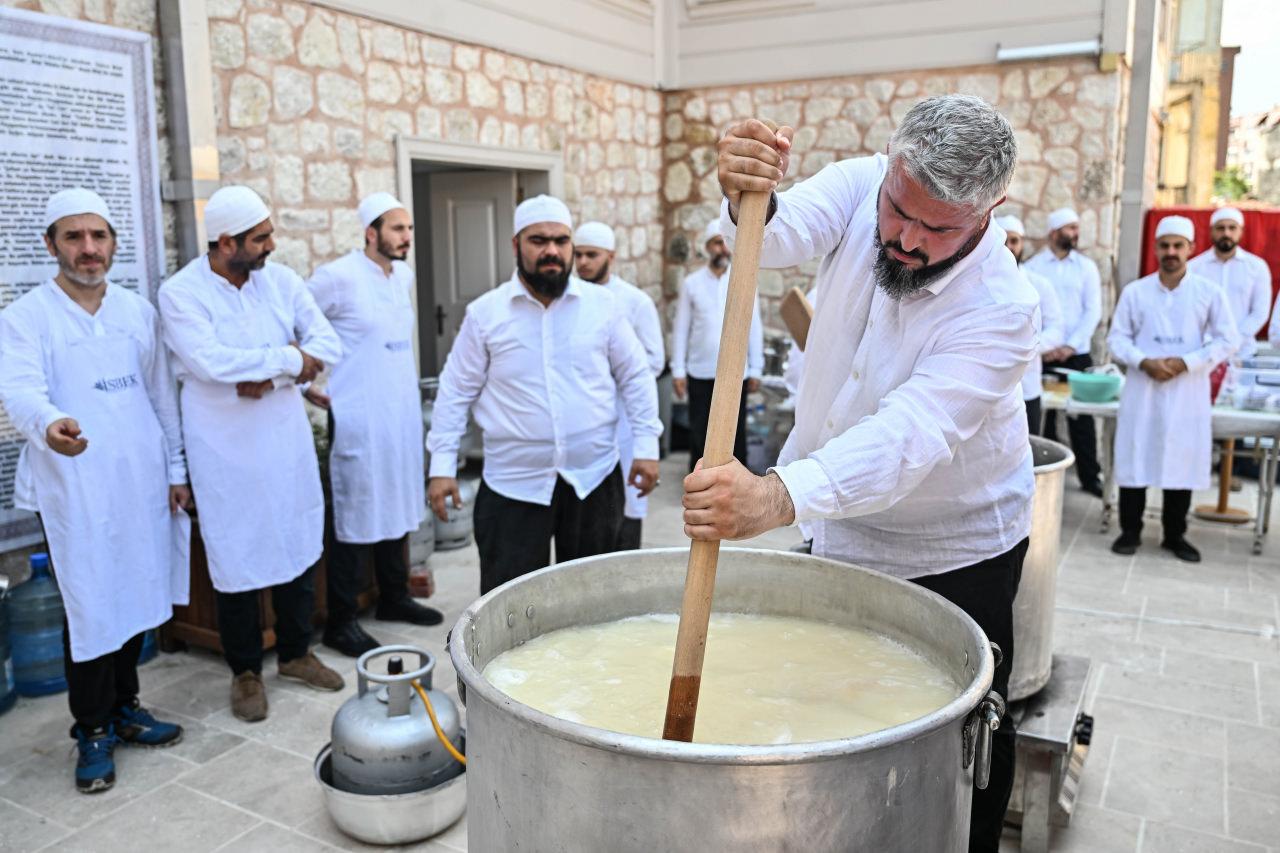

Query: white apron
left=327, top=274, right=425, bottom=543
left=29, top=332, right=189, bottom=662
left=182, top=317, right=324, bottom=592
left=1114, top=286, right=1213, bottom=491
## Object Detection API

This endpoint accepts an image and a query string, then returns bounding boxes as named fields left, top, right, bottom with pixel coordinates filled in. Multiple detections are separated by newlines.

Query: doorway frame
left=394, top=135, right=565, bottom=375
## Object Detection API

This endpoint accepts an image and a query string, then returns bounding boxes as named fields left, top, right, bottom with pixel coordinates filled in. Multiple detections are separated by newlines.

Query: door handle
left=436, top=305, right=446, bottom=335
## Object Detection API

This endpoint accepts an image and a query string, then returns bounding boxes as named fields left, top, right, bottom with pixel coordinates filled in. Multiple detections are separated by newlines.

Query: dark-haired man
left=158, top=185, right=344, bottom=722
left=426, top=195, right=661, bottom=593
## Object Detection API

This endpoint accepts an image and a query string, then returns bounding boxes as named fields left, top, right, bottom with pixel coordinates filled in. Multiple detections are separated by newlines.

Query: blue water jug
left=9, top=553, right=67, bottom=697
left=0, top=574, right=15, bottom=715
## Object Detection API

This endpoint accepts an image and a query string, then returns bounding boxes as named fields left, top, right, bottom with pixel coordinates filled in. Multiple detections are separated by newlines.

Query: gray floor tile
left=1140, top=821, right=1267, bottom=853
left=1104, top=737, right=1225, bottom=835
left=179, top=741, right=323, bottom=828
left=213, top=821, right=342, bottom=852
left=1260, top=666, right=1280, bottom=728
left=202, top=689, right=339, bottom=760
left=1137, top=619, right=1279, bottom=666
left=142, top=668, right=236, bottom=721
left=136, top=649, right=224, bottom=694
left=1160, top=648, right=1260, bottom=692
left=1089, top=696, right=1225, bottom=758
left=52, top=783, right=258, bottom=853
left=144, top=708, right=247, bottom=766
left=1227, top=722, right=1280, bottom=795
left=1228, top=788, right=1280, bottom=847
left=1098, top=667, right=1258, bottom=723
left=0, top=797, right=71, bottom=851
left=1224, top=587, right=1280, bottom=618
left=1072, top=731, right=1114, bottom=807
left=294, top=807, right=463, bottom=852
left=1047, top=803, right=1140, bottom=853
left=1055, top=583, right=1145, bottom=616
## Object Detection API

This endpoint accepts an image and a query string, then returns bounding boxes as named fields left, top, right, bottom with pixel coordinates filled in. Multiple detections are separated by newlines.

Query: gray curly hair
left=888, top=95, right=1018, bottom=212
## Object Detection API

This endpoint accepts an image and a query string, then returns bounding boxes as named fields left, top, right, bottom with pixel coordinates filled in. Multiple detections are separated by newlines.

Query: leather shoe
left=323, top=620, right=381, bottom=657
left=230, top=672, right=268, bottom=722
left=1110, top=532, right=1140, bottom=555
left=1161, top=538, right=1201, bottom=563
left=376, top=597, right=444, bottom=626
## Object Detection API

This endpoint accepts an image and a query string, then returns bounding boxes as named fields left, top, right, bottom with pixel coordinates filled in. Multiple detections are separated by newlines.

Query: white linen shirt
left=1022, top=267, right=1064, bottom=401
left=1189, top=247, right=1272, bottom=357
left=426, top=275, right=661, bottom=505
left=1023, top=247, right=1102, bottom=355
left=0, top=281, right=187, bottom=504
left=721, top=153, right=1037, bottom=579
left=605, top=275, right=664, bottom=376
left=670, top=265, right=764, bottom=381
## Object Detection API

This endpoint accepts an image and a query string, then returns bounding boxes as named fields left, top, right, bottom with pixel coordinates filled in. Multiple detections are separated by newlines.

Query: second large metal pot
left=452, top=547, right=999, bottom=852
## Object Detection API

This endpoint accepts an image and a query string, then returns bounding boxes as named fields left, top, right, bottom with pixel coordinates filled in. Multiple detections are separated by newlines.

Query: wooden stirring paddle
left=662, top=131, right=776, bottom=742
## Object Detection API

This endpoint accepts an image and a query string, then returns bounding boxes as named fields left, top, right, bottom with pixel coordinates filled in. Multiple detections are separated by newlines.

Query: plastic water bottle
left=0, top=575, right=15, bottom=715
left=9, top=553, right=67, bottom=697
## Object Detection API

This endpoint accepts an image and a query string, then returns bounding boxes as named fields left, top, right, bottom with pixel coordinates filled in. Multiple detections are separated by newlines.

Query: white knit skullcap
left=1155, top=215, right=1195, bottom=242
left=702, top=219, right=722, bottom=245
left=204, top=185, right=271, bottom=240
left=996, top=215, right=1025, bottom=236
left=44, top=188, right=113, bottom=230
left=1046, top=207, right=1079, bottom=233
left=573, top=221, right=615, bottom=251
left=1210, top=207, right=1244, bottom=227
left=358, top=192, right=405, bottom=229
left=514, top=194, right=572, bottom=235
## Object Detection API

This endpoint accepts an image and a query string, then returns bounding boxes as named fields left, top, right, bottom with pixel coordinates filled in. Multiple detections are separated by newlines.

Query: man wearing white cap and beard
left=572, top=221, right=664, bottom=549
left=671, top=219, right=765, bottom=473
left=426, top=195, right=662, bottom=593
left=1025, top=207, right=1104, bottom=496
left=1108, top=216, right=1238, bottom=562
left=997, top=215, right=1064, bottom=435
left=0, top=188, right=189, bottom=793
left=1188, top=207, right=1272, bottom=358
left=158, top=185, right=345, bottom=721
left=306, top=192, right=441, bottom=658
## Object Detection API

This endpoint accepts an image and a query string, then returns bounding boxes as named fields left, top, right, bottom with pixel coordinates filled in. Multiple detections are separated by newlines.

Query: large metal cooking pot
left=451, top=547, right=1002, bottom=852
left=1009, top=437, right=1075, bottom=701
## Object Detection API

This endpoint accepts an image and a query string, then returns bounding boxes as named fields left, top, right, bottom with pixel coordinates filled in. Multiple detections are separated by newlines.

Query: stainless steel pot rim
left=1029, top=435, right=1076, bottom=474
left=314, top=744, right=467, bottom=798
left=451, top=547, right=995, bottom=766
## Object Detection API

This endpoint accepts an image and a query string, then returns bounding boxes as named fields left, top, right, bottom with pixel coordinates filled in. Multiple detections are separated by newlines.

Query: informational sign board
left=0, top=7, right=164, bottom=550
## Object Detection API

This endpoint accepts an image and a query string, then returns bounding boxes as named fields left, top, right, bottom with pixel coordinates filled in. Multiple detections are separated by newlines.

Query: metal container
left=433, top=478, right=478, bottom=551
left=452, top=547, right=1002, bottom=852
left=0, top=575, right=15, bottom=716
left=315, top=743, right=466, bottom=845
left=1009, top=437, right=1075, bottom=701
left=10, top=553, right=67, bottom=697
left=331, top=645, right=463, bottom=795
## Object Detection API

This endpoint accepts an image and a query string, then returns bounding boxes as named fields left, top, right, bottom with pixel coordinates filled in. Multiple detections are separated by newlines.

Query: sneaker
left=71, top=724, right=120, bottom=794
left=323, top=620, right=381, bottom=658
left=1111, top=532, right=1141, bottom=555
left=278, top=651, right=344, bottom=692
left=375, top=597, right=444, bottom=626
left=231, top=671, right=268, bottom=722
left=113, top=699, right=183, bottom=747
left=1161, top=538, right=1202, bottom=563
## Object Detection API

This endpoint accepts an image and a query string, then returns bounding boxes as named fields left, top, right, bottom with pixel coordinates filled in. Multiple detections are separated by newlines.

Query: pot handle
left=973, top=690, right=1006, bottom=791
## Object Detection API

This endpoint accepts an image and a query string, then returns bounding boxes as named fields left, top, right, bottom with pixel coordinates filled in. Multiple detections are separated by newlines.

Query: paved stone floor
left=1, top=453, right=1278, bottom=852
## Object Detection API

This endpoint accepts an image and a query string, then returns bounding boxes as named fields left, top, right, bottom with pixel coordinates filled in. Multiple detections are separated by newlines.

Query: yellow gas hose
left=413, top=680, right=467, bottom=766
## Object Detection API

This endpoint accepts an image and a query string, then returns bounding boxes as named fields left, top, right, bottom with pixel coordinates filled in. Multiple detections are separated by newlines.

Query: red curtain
left=1140, top=207, right=1280, bottom=342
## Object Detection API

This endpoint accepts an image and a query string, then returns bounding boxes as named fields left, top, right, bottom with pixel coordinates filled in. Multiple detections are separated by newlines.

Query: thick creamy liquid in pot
left=482, top=613, right=960, bottom=745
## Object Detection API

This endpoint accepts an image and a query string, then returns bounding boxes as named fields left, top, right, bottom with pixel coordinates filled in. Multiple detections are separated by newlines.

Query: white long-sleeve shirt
left=0, top=281, right=187, bottom=497
left=426, top=274, right=661, bottom=505
left=1022, top=267, right=1064, bottom=401
left=605, top=275, right=664, bottom=376
left=721, top=153, right=1037, bottom=579
left=1024, top=247, right=1102, bottom=355
left=670, top=265, right=764, bottom=381
left=1189, top=247, right=1272, bottom=357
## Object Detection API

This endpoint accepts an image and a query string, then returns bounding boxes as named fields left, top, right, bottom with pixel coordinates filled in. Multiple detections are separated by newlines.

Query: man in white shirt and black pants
left=997, top=215, right=1064, bottom=436
left=1025, top=207, right=1104, bottom=496
left=307, top=193, right=442, bottom=659
left=572, top=221, right=665, bottom=550
left=426, top=196, right=662, bottom=594
left=1189, top=207, right=1271, bottom=358
left=671, top=220, right=764, bottom=472
left=685, top=97, right=1036, bottom=852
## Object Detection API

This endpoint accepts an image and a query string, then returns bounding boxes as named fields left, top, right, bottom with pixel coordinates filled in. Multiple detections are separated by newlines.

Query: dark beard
left=518, top=252, right=571, bottom=299
left=229, top=250, right=269, bottom=275
left=873, top=224, right=983, bottom=300
left=581, top=263, right=609, bottom=284
left=710, top=252, right=730, bottom=272
left=1215, top=236, right=1237, bottom=254
left=377, top=234, right=408, bottom=262
left=1053, top=233, right=1077, bottom=253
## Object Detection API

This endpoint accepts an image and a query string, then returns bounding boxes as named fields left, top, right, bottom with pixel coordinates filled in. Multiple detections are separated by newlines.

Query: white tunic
left=0, top=281, right=189, bottom=661
left=603, top=275, right=664, bottom=521
left=309, top=251, right=425, bottom=544
left=159, top=257, right=342, bottom=593
left=427, top=275, right=661, bottom=505
left=670, top=265, right=765, bottom=381
left=1023, top=247, right=1102, bottom=356
left=722, top=154, right=1038, bottom=579
left=1021, top=268, right=1064, bottom=401
left=1108, top=272, right=1239, bottom=490
left=1189, top=247, right=1272, bottom=357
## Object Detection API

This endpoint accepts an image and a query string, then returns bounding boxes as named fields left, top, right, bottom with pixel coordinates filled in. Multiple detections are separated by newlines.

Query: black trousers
left=686, top=377, right=749, bottom=473
left=914, top=538, right=1028, bottom=853
left=1119, top=487, right=1191, bottom=540
left=63, top=623, right=143, bottom=732
left=215, top=563, right=316, bottom=675
left=616, top=517, right=643, bottom=551
left=1042, top=353, right=1101, bottom=488
left=1024, top=396, right=1042, bottom=438
left=326, top=534, right=411, bottom=625
left=474, top=466, right=623, bottom=594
